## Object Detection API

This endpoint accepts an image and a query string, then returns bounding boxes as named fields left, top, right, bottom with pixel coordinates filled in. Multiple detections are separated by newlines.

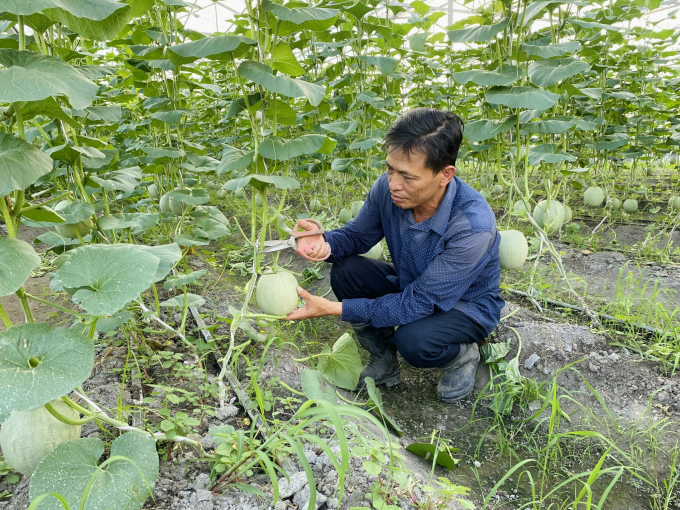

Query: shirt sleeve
left=323, top=177, right=386, bottom=264
left=341, top=230, right=496, bottom=327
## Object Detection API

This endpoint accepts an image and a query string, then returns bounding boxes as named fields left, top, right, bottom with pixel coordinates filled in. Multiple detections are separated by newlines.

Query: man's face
left=385, top=149, right=453, bottom=210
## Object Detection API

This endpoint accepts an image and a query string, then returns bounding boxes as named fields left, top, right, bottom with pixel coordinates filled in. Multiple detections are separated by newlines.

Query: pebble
left=278, top=471, right=309, bottom=499
left=216, top=404, right=239, bottom=421
left=524, top=353, right=540, bottom=369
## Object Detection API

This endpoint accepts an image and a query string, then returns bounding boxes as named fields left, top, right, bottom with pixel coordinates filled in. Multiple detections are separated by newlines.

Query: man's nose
left=389, top=174, right=403, bottom=191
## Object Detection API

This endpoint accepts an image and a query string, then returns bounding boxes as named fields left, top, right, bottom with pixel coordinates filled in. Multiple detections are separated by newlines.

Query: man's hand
left=295, top=219, right=331, bottom=262
left=284, top=287, right=342, bottom=321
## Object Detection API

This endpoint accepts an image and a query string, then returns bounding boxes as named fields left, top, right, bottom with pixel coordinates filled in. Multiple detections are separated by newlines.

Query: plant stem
left=24, top=292, right=85, bottom=317
left=15, top=288, right=35, bottom=323
left=0, top=302, right=12, bottom=329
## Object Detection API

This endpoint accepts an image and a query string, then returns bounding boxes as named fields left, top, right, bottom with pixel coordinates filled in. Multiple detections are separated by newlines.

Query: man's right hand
left=295, top=219, right=331, bottom=262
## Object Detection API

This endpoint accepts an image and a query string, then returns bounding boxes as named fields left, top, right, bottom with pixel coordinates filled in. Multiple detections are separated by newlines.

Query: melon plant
left=350, top=200, right=364, bottom=217
left=583, top=186, right=605, bottom=207
left=513, top=200, right=528, bottom=216
left=361, top=242, right=383, bottom=260
left=235, top=188, right=246, bottom=199
left=55, top=217, right=94, bottom=239
left=339, top=208, right=352, bottom=224
left=499, top=230, right=529, bottom=270
left=623, top=199, right=638, bottom=213
left=533, top=199, right=565, bottom=234
left=256, top=272, right=299, bottom=316
left=0, top=399, right=81, bottom=475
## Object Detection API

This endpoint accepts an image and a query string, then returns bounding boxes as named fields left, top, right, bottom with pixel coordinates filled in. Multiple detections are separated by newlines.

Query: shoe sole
left=436, top=379, right=475, bottom=403
left=358, top=371, right=401, bottom=391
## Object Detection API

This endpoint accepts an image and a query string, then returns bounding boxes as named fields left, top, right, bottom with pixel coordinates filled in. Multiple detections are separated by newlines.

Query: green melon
left=148, top=183, right=159, bottom=198
left=169, top=193, right=184, bottom=215
left=310, top=199, right=321, bottom=211
left=533, top=199, right=564, bottom=233
left=235, top=188, right=245, bottom=199
left=563, top=205, right=573, bottom=224
left=205, top=181, right=217, bottom=190
left=350, top=200, right=364, bottom=217
left=325, top=173, right=333, bottom=182
left=479, top=175, right=489, bottom=188
left=216, top=189, right=227, bottom=199
left=256, top=272, right=299, bottom=316
left=623, top=199, right=638, bottom=213
left=338, top=208, right=352, bottom=224
left=254, top=193, right=263, bottom=207
left=513, top=200, right=528, bottom=215
left=671, top=196, right=680, bottom=211
left=361, top=242, right=383, bottom=260
left=480, top=189, right=490, bottom=200
left=492, top=184, right=503, bottom=196
left=333, top=178, right=342, bottom=186
left=583, top=186, right=605, bottom=207
left=609, top=197, right=621, bottom=210
left=0, top=400, right=81, bottom=475
left=55, top=217, right=93, bottom=239
left=499, top=230, right=529, bottom=270
left=160, top=193, right=172, bottom=214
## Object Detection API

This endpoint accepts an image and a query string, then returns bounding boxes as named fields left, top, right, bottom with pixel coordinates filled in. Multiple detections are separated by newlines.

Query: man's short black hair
left=384, top=108, right=464, bottom=175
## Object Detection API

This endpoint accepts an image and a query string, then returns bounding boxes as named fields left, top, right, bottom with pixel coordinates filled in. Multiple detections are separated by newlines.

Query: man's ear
left=440, top=165, right=456, bottom=186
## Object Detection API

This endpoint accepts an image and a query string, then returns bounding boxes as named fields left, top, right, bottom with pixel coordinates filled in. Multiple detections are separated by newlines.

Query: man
left=285, top=108, right=504, bottom=403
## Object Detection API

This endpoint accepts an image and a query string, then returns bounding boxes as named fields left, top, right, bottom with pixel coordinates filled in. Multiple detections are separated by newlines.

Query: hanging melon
left=235, top=188, right=245, bottom=199
left=338, top=208, right=352, bottom=224
left=254, top=193, right=263, bottom=207
left=533, top=199, right=564, bottom=234
left=256, top=272, right=299, bottom=316
left=216, top=190, right=227, bottom=199
left=361, top=242, right=383, bottom=260
left=350, top=200, right=364, bottom=217
left=55, top=217, right=93, bottom=239
left=499, top=230, right=529, bottom=270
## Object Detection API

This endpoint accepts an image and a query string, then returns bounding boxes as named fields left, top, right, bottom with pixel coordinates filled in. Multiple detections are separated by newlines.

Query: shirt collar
left=429, top=177, right=457, bottom=236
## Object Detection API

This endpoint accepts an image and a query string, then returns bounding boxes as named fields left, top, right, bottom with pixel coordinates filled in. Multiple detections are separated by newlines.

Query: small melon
left=0, top=400, right=81, bottom=475
left=350, top=200, right=364, bottom=217
left=55, top=218, right=93, bottom=239
left=583, top=186, right=605, bottom=207
left=563, top=205, right=573, bottom=224
left=479, top=175, right=489, bottom=188
left=205, top=181, right=217, bottom=190
left=333, top=178, right=342, bottom=186
left=338, top=208, right=352, bottom=224
left=513, top=200, right=528, bottom=215
left=609, top=197, right=621, bottom=210
left=361, top=242, right=383, bottom=260
left=216, top=190, right=227, bottom=199
left=670, top=196, right=680, bottom=210
left=235, top=188, right=245, bottom=199
left=310, top=199, right=321, bottom=211
left=148, top=183, right=159, bottom=198
left=533, top=199, right=564, bottom=234
left=169, top=193, right=185, bottom=215
left=160, top=193, right=173, bottom=214
left=480, top=189, right=490, bottom=200
left=256, top=272, right=299, bottom=316
left=492, top=184, right=503, bottom=196
left=325, top=173, right=333, bottom=182
left=255, top=193, right=263, bottom=207
left=623, top=199, right=638, bottom=213
left=499, top=230, right=529, bottom=270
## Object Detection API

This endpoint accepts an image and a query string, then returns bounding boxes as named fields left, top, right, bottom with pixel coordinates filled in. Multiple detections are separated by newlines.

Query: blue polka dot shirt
left=324, top=173, right=505, bottom=336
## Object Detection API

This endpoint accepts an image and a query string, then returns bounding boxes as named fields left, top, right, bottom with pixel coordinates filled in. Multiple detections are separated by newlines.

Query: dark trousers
left=330, top=255, right=488, bottom=369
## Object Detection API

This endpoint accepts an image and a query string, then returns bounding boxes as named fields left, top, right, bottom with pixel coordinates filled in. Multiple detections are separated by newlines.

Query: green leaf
left=85, top=105, right=122, bottom=122
left=18, top=97, right=81, bottom=128
left=53, top=244, right=160, bottom=316
left=29, top=432, right=159, bottom=510
left=272, top=43, right=304, bottom=77
left=521, top=120, right=575, bottom=135
left=0, top=323, right=94, bottom=422
left=151, top=109, right=185, bottom=124
left=331, top=157, right=355, bottom=172
left=485, top=86, right=559, bottom=110
left=160, top=293, right=205, bottom=308
left=262, top=0, right=338, bottom=32
left=453, top=66, right=521, bottom=87
left=46, top=143, right=104, bottom=166
left=300, top=369, right=337, bottom=403
left=98, top=213, right=158, bottom=235
left=237, top=60, right=325, bottom=107
left=258, top=135, right=337, bottom=161
left=193, top=206, right=229, bottom=240
left=265, top=99, right=297, bottom=126
left=218, top=145, right=254, bottom=174
left=52, top=200, right=95, bottom=224
left=163, top=270, right=207, bottom=290
left=357, top=55, right=399, bottom=75
left=141, top=146, right=185, bottom=161
left=166, top=35, right=256, bottom=65
left=0, top=237, right=40, bottom=297
left=167, top=188, right=210, bottom=206
left=464, top=117, right=515, bottom=142
left=0, top=50, right=96, bottom=109
left=567, top=18, right=623, bottom=32
left=133, top=244, right=182, bottom=283
left=20, top=205, right=65, bottom=225
left=528, top=144, right=577, bottom=165
left=480, top=341, right=511, bottom=363
left=349, top=137, right=382, bottom=150
left=364, top=378, right=403, bottom=436
left=448, top=18, right=509, bottom=43
left=0, top=132, right=53, bottom=196
left=587, top=134, right=629, bottom=151
left=223, top=174, right=300, bottom=192
left=405, top=443, right=459, bottom=470
left=528, top=58, right=590, bottom=87
left=521, top=40, right=582, bottom=58
left=88, top=167, right=141, bottom=193
left=317, top=332, right=362, bottom=390
left=320, top=120, right=360, bottom=136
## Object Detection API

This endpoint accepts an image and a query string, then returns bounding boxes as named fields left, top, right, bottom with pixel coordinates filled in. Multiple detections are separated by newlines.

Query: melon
left=583, top=187, right=605, bottom=207
left=255, top=193, right=263, bottom=207
left=670, top=197, right=680, bottom=211
left=160, top=193, right=172, bottom=214
left=533, top=199, right=564, bottom=234
left=499, top=230, right=528, bottom=270
left=205, top=181, right=217, bottom=190
left=256, top=272, right=299, bottom=316
left=623, top=199, right=638, bottom=213
left=563, top=205, right=572, bottom=224
left=361, top=242, right=383, bottom=260
left=0, top=400, right=81, bottom=475
left=479, top=175, right=489, bottom=188
left=492, top=184, right=503, bottom=196
left=169, top=193, right=184, bottom=215
left=325, top=173, right=333, bottom=182
left=216, top=190, right=227, bottom=199
left=333, top=178, right=342, bottom=186
left=338, top=208, right=352, bottom=224
left=55, top=217, right=93, bottom=239
left=310, top=199, right=321, bottom=211
left=609, top=197, right=621, bottom=210
left=148, top=183, right=159, bottom=198
left=480, top=189, right=490, bottom=200
left=235, top=188, right=246, bottom=199
left=350, top=200, right=364, bottom=217
left=513, top=200, right=528, bottom=215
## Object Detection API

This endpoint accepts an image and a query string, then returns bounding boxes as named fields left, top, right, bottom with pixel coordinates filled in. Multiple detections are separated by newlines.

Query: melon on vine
left=670, top=196, right=680, bottom=211
left=583, top=186, right=605, bottom=207
left=499, top=230, right=528, bottom=270
left=492, top=184, right=503, bottom=196
left=350, top=200, right=364, bottom=217
left=533, top=199, right=564, bottom=234
left=205, top=181, right=217, bottom=190
left=256, top=272, right=299, bottom=316
left=216, top=190, right=227, bottom=199
left=361, top=242, right=383, bottom=260
left=55, top=217, right=93, bottom=239
left=563, top=205, right=572, bottom=224
left=254, top=193, right=263, bottom=207
left=609, top=197, right=621, bottom=210
left=159, top=193, right=172, bottom=214
left=235, top=188, right=245, bottom=199
left=310, top=199, right=321, bottom=211
left=623, top=199, right=638, bottom=213
left=513, top=200, right=528, bottom=216
left=338, top=208, right=352, bottom=224
left=148, top=183, right=159, bottom=198
left=0, top=399, right=81, bottom=475
left=480, top=189, right=490, bottom=200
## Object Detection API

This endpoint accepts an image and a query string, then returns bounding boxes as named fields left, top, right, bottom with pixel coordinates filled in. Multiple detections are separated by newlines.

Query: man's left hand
left=284, top=287, right=342, bottom=321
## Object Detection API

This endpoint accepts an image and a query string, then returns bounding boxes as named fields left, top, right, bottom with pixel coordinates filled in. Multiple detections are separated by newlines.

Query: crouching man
left=284, top=108, right=504, bottom=403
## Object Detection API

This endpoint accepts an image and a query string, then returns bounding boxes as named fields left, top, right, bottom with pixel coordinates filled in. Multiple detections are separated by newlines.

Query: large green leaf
left=528, top=144, right=577, bottom=165
left=53, top=244, right=160, bottom=316
left=87, top=167, right=141, bottom=193
left=18, top=97, right=81, bottom=128
left=300, top=369, right=337, bottom=403
left=464, top=117, right=515, bottom=142
left=320, top=120, right=360, bottom=136
left=265, top=99, right=297, bottom=126
left=0, top=132, right=53, bottom=196
left=448, top=18, right=509, bottom=43
left=528, top=58, right=590, bottom=87
left=29, top=433, right=159, bottom=510
left=521, top=40, right=582, bottom=58
left=405, top=443, right=459, bottom=470
left=521, top=120, right=575, bottom=135
left=166, top=35, right=256, bottom=65
left=357, top=55, right=399, bottom=75
left=52, top=200, right=95, bottom=224
left=223, top=174, right=300, bottom=192
left=133, top=244, right=182, bottom=283
left=317, top=332, right=362, bottom=391
left=0, top=323, right=94, bottom=422
left=272, top=42, right=304, bottom=77
left=453, top=65, right=521, bottom=87
left=98, top=213, right=158, bottom=235
left=46, top=143, right=104, bottom=166
left=167, top=188, right=210, bottom=206
left=258, top=135, right=337, bottom=161
left=262, top=0, right=338, bottom=33
left=237, top=61, right=325, bottom=107
left=567, top=19, right=623, bottom=32
left=193, top=206, right=229, bottom=240
left=160, top=293, right=205, bottom=308
left=0, top=237, right=40, bottom=297
left=0, top=50, right=97, bottom=109
left=217, top=145, right=254, bottom=174
left=485, top=86, right=559, bottom=110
